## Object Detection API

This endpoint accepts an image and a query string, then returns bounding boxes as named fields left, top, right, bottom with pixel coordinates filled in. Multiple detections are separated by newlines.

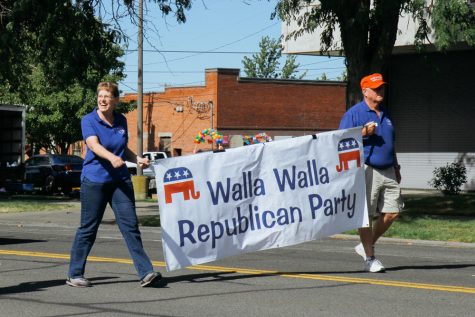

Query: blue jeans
left=68, top=177, right=154, bottom=280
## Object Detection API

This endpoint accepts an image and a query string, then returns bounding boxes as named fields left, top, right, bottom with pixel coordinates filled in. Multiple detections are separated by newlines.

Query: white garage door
left=388, top=50, right=475, bottom=190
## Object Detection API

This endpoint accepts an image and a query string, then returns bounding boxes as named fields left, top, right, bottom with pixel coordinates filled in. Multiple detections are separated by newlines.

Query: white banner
left=154, top=128, right=369, bottom=271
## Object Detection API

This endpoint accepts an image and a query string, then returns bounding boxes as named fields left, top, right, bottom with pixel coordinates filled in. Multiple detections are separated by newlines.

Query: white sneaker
left=354, top=243, right=366, bottom=260
left=364, top=258, right=385, bottom=273
left=66, top=277, right=92, bottom=287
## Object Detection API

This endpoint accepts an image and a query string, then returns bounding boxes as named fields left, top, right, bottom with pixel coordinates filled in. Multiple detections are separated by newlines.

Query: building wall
left=123, top=68, right=346, bottom=156
left=123, top=71, right=217, bottom=156
left=281, top=0, right=436, bottom=55
left=217, top=70, right=345, bottom=133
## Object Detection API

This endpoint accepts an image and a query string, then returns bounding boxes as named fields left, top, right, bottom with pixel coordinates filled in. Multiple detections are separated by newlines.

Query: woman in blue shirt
left=67, top=82, right=163, bottom=288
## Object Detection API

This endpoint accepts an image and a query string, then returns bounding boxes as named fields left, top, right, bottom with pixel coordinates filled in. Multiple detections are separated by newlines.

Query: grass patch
left=383, top=215, right=475, bottom=243
left=403, top=193, right=475, bottom=216
left=384, top=193, right=475, bottom=242
left=138, top=215, right=161, bottom=227
left=0, top=194, right=78, bottom=213
left=2, top=192, right=475, bottom=243
left=345, top=192, right=475, bottom=243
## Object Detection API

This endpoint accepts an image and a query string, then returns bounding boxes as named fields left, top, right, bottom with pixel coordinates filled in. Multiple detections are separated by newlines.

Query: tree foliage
left=242, top=36, right=306, bottom=79
left=18, top=69, right=132, bottom=154
left=276, top=0, right=475, bottom=106
left=432, top=0, right=475, bottom=48
left=0, top=0, right=126, bottom=153
left=143, top=0, right=192, bottom=22
left=0, top=1, right=193, bottom=86
left=0, top=0, right=125, bottom=90
left=0, top=0, right=193, bottom=154
left=316, top=73, right=328, bottom=80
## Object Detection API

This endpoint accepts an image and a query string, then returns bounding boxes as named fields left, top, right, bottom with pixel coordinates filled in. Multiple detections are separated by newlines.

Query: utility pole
left=137, top=0, right=143, bottom=176
left=210, top=101, right=214, bottom=151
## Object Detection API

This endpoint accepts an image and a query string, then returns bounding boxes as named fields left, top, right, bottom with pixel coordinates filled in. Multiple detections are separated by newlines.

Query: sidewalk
left=401, top=188, right=442, bottom=196
left=0, top=201, right=159, bottom=228
left=1, top=199, right=474, bottom=249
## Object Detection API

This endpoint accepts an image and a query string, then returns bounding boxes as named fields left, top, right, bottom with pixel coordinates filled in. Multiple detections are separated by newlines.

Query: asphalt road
left=1, top=204, right=474, bottom=317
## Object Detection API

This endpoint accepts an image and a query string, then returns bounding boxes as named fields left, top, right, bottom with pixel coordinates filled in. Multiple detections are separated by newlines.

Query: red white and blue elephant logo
left=163, top=167, right=201, bottom=204
left=336, top=138, right=361, bottom=172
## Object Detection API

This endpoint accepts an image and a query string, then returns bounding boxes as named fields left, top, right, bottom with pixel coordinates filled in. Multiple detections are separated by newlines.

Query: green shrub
left=429, top=162, right=467, bottom=195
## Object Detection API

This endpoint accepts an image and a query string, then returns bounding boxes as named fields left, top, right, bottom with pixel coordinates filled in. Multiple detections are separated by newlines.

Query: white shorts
left=365, top=165, right=403, bottom=217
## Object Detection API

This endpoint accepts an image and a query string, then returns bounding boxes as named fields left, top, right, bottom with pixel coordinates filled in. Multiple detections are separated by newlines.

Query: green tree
left=0, top=0, right=192, bottom=153
left=277, top=0, right=475, bottom=106
left=0, top=1, right=125, bottom=90
left=317, top=73, right=328, bottom=80
left=0, top=0, right=126, bottom=153
left=20, top=69, right=133, bottom=154
left=242, top=36, right=306, bottom=79
left=336, top=70, right=348, bottom=82
left=0, top=1, right=192, bottom=87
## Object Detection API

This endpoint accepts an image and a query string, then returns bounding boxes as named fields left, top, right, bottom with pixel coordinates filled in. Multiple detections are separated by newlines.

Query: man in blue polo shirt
left=339, top=73, right=403, bottom=273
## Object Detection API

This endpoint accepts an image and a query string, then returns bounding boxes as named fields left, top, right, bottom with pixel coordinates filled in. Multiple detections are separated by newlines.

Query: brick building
left=123, top=68, right=346, bottom=156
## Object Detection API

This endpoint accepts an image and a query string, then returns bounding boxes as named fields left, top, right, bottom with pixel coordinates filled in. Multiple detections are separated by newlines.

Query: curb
left=1, top=205, right=474, bottom=249
left=331, top=233, right=475, bottom=248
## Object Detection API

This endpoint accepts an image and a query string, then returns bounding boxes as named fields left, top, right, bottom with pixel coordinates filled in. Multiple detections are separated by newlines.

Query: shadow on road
left=0, top=276, right=117, bottom=295
left=386, top=263, right=475, bottom=271
left=91, top=277, right=168, bottom=288
left=0, top=237, right=46, bottom=245
left=165, top=263, right=475, bottom=284
left=165, top=270, right=365, bottom=284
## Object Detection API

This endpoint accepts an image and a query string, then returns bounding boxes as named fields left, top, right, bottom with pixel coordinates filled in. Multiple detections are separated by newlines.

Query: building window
left=159, top=136, right=171, bottom=156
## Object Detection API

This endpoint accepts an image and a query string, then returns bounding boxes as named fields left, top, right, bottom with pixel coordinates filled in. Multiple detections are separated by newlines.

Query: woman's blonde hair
left=97, top=82, right=119, bottom=98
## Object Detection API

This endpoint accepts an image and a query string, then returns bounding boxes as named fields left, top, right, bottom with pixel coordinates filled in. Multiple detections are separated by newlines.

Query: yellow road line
left=1, top=249, right=474, bottom=294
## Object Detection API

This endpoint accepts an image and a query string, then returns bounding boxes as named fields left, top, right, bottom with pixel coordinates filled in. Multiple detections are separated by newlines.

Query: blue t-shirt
left=339, top=100, right=396, bottom=169
left=81, top=109, right=130, bottom=183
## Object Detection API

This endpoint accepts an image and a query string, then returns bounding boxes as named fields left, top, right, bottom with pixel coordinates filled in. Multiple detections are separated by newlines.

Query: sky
left=116, top=0, right=346, bottom=94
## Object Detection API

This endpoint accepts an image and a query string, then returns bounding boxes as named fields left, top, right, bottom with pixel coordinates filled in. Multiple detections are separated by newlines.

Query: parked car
left=126, top=151, right=168, bottom=177
left=126, top=152, right=168, bottom=194
left=24, top=154, right=83, bottom=194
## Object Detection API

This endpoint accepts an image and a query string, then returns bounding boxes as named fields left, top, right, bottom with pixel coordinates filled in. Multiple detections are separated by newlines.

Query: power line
left=121, top=91, right=216, bottom=99
left=141, top=81, right=206, bottom=89
left=121, top=80, right=205, bottom=87
left=120, top=82, right=138, bottom=92
left=125, top=49, right=259, bottom=54
left=299, top=57, right=345, bottom=67
left=130, top=22, right=280, bottom=66
left=124, top=70, right=205, bottom=73
left=300, top=66, right=345, bottom=71
left=122, top=66, right=346, bottom=73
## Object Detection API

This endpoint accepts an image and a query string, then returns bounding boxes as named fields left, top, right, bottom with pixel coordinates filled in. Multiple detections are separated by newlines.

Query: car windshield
left=52, top=155, right=84, bottom=164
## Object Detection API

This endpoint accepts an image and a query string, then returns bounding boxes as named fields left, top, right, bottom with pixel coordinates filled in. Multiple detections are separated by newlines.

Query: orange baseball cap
left=360, top=73, right=386, bottom=89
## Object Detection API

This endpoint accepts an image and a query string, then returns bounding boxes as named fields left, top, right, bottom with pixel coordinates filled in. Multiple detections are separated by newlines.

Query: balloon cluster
left=243, top=132, right=273, bottom=145
left=194, top=128, right=224, bottom=146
